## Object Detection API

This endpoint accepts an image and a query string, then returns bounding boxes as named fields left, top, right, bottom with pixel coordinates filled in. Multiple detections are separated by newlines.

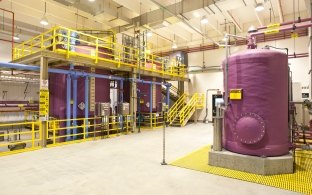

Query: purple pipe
left=257, top=17, right=311, bottom=30
left=251, top=21, right=312, bottom=37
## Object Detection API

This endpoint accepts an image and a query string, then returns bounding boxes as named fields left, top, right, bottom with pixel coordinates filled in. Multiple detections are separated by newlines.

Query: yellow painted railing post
left=52, top=28, right=56, bottom=52
left=22, top=44, right=25, bottom=58
left=95, top=38, right=99, bottom=64
left=66, top=29, right=70, bottom=59
left=41, top=34, right=44, bottom=49
left=83, top=119, right=86, bottom=140
left=150, top=113, right=153, bottom=128
left=126, top=116, right=129, bottom=134
left=53, top=120, right=56, bottom=145
left=118, top=49, right=121, bottom=68
left=31, top=122, right=35, bottom=148
left=162, top=59, right=164, bottom=75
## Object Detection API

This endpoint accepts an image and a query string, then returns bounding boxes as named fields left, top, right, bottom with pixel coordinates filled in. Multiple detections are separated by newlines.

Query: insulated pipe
left=250, top=21, right=312, bottom=37
left=0, top=62, right=174, bottom=86
left=85, top=76, right=89, bottom=137
left=256, top=17, right=311, bottom=30
left=66, top=74, right=71, bottom=141
left=224, top=35, right=230, bottom=108
left=128, top=78, right=171, bottom=86
left=203, top=89, right=219, bottom=123
left=72, top=76, right=78, bottom=140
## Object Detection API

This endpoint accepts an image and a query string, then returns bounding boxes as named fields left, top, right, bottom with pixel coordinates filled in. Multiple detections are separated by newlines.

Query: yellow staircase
left=167, top=93, right=204, bottom=127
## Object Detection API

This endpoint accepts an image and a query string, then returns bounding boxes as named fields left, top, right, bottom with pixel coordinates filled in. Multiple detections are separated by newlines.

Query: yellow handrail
left=167, top=93, right=187, bottom=124
left=13, top=26, right=187, bottom=78
left=179, top=93, right=205, bottom=126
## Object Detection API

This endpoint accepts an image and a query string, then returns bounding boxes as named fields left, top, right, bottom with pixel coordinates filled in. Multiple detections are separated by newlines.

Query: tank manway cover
left=233, top=113, right=265, bottom=145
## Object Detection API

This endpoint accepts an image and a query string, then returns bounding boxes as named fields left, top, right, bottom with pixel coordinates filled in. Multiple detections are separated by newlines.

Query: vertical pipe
left=120, top=80, right=124, bottom=103
left=224, top=36, right=229, bottom=108
left=213, top=104, right=223, bottom=151
left=66, top=74, right=71, bottom=141
left=72, top=76, right=78, bottom=140
left=150, top=83, right=153, bottom=128
left=150, top=83, right=153, bottom=113
left=12, top=12, right=14, bottom=60
left=166, top=85, right=170, bottom=107
left=85, top=76, right=89, bottom=137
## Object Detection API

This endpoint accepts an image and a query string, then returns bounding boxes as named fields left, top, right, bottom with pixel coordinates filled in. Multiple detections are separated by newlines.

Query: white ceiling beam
left=225, top=11, right=243, bottom=32
left=254, top=11, right=264, bottom=26
left=276, top=0, right=284, bottom=23
left=305, top=0, right=312, bottom=17
left=167, top=24, right=192, bottom=41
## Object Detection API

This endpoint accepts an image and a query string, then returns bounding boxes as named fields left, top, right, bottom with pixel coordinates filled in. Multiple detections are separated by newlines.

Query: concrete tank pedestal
left=208, top=148, right=293, bottom=175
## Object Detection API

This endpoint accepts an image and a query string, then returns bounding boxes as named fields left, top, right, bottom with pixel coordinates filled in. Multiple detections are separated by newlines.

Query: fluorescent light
left=201, top=16, right=208, bottom=24
left=162, top=20, right=170, bottom=27
left=40, top=15, right=49, bottom=26
left=147, top=31, right=153, bottom=37
left=88, top=0, right=96, bottom=2
left=255, top=3, right=264, bottom=12
left=172, top=42, right=177, bottom=49
left=13, top=34, right=20, bottom=41
left=193, top=12, right=200, bottom=18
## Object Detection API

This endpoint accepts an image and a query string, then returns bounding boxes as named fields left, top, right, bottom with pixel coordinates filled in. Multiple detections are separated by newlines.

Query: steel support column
left=85, top=76, right=89, bottom=137
left=72, top=76, right=78, bottom=140
left=66, top=74, right=71, bottom=141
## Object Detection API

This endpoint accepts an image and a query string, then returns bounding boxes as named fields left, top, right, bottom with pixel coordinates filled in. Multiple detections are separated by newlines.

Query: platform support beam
left=39, top=56, right=48, bottom=147
left=130, top=70, right=137, bottom=132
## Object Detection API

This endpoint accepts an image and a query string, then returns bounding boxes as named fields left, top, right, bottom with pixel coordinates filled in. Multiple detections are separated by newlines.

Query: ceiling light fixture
left=248, top=25, right=257, bottom=33
left=255, top=2, right=264, bottom=12
left=162, top=20, right=170, bottom=27
left=13, top=34, right=20, bottom=41
left=40, top=1, right=49, bottom=26
left=193, top=12, right=200, bottom=18
left=172, top=34, right=177, bottom=49
left=88, top=0, right=96, bottom=2
left=201, top=16, right=208, bottom=24
left=172, top=42, right=177, bottom=49
left=147, top=31, right=153, bottom=37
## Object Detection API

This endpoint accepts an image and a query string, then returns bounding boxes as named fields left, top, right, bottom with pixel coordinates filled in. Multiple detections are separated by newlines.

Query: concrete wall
left=188, top=36, right=310, bottom=121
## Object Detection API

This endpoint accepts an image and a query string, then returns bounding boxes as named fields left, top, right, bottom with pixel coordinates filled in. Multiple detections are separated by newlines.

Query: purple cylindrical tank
left=223, top=49, right=289, bottom=157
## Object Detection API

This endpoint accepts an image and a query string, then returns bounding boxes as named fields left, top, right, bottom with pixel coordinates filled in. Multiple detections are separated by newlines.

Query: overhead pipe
left=256, top=17, right=311, bottom=31
left=250, top=21, right=312, bottom=37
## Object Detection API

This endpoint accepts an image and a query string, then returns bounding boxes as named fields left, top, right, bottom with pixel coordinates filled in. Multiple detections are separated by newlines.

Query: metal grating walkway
left=171, top=146, right=312, bottom=194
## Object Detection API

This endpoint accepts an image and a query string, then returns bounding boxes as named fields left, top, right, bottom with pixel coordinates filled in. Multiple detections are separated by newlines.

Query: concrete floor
left=0, top=123, right=298, bottom=195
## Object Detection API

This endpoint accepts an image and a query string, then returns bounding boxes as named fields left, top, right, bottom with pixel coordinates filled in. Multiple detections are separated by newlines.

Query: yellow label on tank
left=230, top=89, right=243, bottom=100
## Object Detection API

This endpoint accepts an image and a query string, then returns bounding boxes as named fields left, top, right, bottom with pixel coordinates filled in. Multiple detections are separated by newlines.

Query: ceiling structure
left=0, top=0, right=310, bottom=53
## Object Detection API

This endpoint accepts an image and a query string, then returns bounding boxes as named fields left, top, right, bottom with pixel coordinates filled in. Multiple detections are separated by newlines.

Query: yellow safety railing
left=0, top=121, right=41, bottom=156
left=167, top=93, right=187, bottom=124
left=13, top=26, right=186, bottom=78
left=46, top=115, right=133, bottom=146
left=179, top=93, right=205, bottom=127
left=139, top=112, right=164, bottom=129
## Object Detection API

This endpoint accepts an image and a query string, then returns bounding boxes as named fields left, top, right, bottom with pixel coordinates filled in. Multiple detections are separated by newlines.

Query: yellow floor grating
left=170, top=146, right=312, bottom=194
